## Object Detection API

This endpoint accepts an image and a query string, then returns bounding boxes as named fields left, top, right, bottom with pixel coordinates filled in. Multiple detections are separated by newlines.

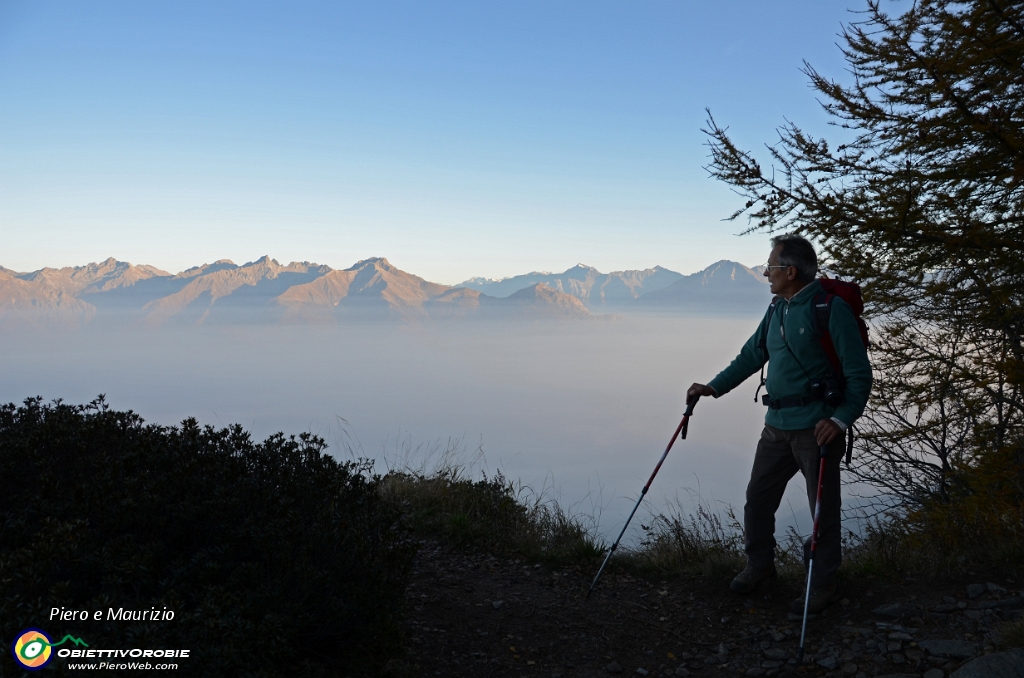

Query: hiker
left=686, top=234, right=872, bottom=614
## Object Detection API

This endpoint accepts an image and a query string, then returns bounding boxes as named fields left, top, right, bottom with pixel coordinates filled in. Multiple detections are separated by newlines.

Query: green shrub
left=905, top=443, right=1024, bottom=575
left=0, top=397, right=414, bottom=677
left=836, top=443, right=1024, bottom=579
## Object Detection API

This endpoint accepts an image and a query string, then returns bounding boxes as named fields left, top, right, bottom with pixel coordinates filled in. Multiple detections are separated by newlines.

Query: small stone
left=816, top=657, right=838, bottom=670
left=918, top=639, right=980, bottom=659
left=842, top=663, right=858, bottom=675
left=986, top=582, right=1007, bottom=595
left=761, top=660, right=783, bottom=669
left=891, top=652, right=906, bottom=663
left=606, top=662, right=623, bottom=674
left=673, top=668, right=690, bottom=677
left=492, top=600, right=504, bottom=609
left=745, top=669, right=764, bottom=677
left=763, top=648, right=788, bottom=660
left=966, top=583, right=986, bottom=599
left=922, top=670, right=944, bottom=678
left=978, top=596, right=1024, bottom=610
left=771, top=631, right=785, bottom=642
left=873, top=603, right=916, bottom=617
left=888, top=632, right=914, bottom=641
left=636, top=669, right=649, bottom=677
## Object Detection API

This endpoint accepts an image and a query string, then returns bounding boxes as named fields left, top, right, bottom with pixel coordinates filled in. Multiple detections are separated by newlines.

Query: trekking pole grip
left=684, top=395, right=700, bottom=417
left=680, top=395, right=700, bottom=439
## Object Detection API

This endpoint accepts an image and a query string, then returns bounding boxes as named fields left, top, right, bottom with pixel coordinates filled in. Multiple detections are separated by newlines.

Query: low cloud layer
left=1, top=311, right=851, bottom=545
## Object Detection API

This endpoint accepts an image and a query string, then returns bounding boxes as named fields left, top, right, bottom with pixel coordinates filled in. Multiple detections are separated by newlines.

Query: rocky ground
left=396, top=541, right=1024, bottom=678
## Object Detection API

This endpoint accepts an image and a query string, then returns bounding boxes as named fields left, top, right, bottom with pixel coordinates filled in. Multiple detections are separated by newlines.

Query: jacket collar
left=782, top=279, right=821, bottom=305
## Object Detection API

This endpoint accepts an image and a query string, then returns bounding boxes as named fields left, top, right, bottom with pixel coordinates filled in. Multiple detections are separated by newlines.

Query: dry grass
left=622, top=499, right=746, bottom=579
left=345, top=433, right=605, bottom=565
left=365, top=432, right=1024, bottom=583
left=379, top=464, right=604, bottom=564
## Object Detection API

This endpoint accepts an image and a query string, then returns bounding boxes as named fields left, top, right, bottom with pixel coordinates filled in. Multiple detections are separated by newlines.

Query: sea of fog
left=1, top=314, right=875, bottom=547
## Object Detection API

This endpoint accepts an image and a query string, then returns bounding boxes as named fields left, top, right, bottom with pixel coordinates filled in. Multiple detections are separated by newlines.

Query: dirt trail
left=398, top=541, right=1024, bottom=677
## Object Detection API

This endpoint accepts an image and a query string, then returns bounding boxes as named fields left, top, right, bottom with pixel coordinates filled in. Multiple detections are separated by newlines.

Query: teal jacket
left=707, top=280, right=872, bottom=430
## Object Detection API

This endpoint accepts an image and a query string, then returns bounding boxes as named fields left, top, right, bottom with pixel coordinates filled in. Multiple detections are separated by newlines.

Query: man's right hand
left=687, top=383, right=717, bottom=404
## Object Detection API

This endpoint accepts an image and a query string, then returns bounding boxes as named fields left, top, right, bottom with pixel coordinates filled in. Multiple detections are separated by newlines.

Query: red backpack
left=812, top=278, right=870, bottom=378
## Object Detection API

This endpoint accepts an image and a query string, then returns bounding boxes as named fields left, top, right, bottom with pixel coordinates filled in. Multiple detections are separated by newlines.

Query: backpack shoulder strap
left=757, top=296, right=781, bottom=361
left=812, top=291, right=843, bottom=378
left=754, top=297, right=781, bottom=402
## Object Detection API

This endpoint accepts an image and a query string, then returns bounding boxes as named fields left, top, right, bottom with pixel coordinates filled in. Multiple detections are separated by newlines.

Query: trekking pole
left=585, top=396, right=700, bottom=600
left=796, top=444, right=828, bottom=663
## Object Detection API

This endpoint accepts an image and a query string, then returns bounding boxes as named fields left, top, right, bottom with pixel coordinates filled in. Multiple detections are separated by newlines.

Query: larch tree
left=704, top=0, right=1024, bottom=509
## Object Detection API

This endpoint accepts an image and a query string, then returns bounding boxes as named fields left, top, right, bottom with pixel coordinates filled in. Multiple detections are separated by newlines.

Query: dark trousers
left=744, top=424, right=844, bottom=588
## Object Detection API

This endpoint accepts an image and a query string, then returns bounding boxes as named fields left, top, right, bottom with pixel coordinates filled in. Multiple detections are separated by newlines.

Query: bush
left=837, top=444, right=1024, bottom=579
left=0, top=397, right=414, bottom=677
left=904, top=443, right=1024, bottom=575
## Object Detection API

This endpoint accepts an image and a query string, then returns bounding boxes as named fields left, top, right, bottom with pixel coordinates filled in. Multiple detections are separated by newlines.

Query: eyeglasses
left=764, top=263, right=792, bottom=270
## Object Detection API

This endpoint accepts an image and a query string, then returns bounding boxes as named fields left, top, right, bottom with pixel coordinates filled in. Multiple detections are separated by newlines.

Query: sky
left=0, top=1, right=869, bottom=284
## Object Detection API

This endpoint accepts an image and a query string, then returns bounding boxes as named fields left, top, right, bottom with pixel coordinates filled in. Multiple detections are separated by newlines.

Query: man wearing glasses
left=686, top=234, right=872, bottom=614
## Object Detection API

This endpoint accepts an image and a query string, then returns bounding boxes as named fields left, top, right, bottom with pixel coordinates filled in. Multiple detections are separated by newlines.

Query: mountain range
left=458, top=260, right=769, bottom=311
left=457, top=264, right=685, bottom=306
left=0, top=257, right=769, bottom=327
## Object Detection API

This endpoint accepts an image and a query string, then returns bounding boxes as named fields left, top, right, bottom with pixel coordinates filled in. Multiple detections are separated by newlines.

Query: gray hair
left=770, top=233, right=818, bottom=283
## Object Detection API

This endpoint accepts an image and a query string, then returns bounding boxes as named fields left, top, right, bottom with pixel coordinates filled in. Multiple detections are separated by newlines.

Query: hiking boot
left=790, top=580, right=839, bottom=615
left=729, top=564, right=777, bottom=594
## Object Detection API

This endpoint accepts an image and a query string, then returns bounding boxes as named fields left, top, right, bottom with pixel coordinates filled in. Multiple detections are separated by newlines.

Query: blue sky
left=0, top=1, right=867, bottom=284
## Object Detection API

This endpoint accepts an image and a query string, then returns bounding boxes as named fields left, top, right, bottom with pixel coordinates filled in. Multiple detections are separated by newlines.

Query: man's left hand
left=814, top=418, right=843, bottom=447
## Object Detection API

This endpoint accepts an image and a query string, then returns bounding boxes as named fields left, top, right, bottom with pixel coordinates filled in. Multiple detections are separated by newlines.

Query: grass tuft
left=380, top=467, right=605, bottom=565
left=624, top=500, right=746, bottom=579
left=994, top=618, right=1024, bottom=650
